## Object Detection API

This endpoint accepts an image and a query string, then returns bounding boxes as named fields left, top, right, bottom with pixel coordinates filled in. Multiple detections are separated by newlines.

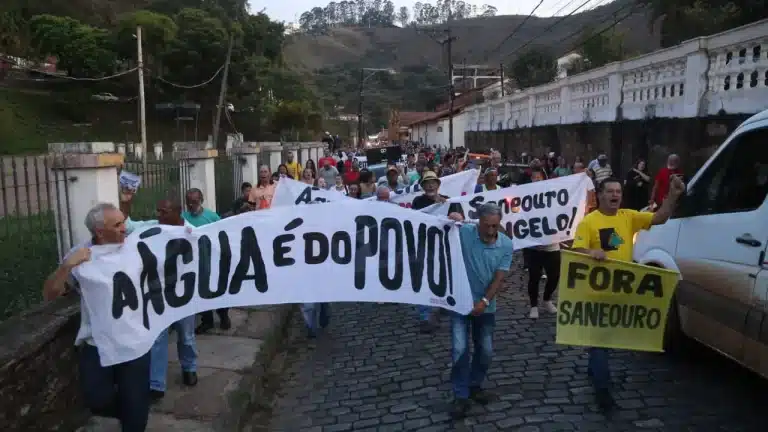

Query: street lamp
left=357, top=68, right=396, bottom=148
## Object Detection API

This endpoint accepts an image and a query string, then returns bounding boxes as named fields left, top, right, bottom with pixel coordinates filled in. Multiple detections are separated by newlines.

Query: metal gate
left=123, top=152, right=191, bottom=220
left=214, top=150, right=244, bottom=215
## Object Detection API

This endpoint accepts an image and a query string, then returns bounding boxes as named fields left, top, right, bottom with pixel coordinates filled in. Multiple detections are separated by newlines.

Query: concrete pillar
left=237, top=146, right=260, bottom=185
left=181, top=149, right=218, bottom=213
left=51, top=152, right=124, bottom=256
left=300, top=143, right=311, bottom=165
left=153, top=142, right=163, bottom=160
left=309, top=147, right=319, bottom=163
left=134, top=144, right=144, bottom=160
left=116, top=143, right=126, bottom=155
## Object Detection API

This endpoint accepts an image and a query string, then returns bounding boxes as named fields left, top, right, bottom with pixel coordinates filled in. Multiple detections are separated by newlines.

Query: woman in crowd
left=523, top=168, right=561, bottom=319
left=358, top=169, right=376, bottom=199
left=301, top=167, right=315, bottom=185
left=553, top=156, right=571, bottom=177
left=305, top=159, right=317, bottom=179
left=317, top=177, right=327, bottom=189
left=623, top=159, right=651, bottom=210
left=277, top=164, right=289, bottom=178
left=249, top=165, right=276, bottom=210
left=347, top=182, right=362, bottom=198
left=271, top=172, right=280, bottom=183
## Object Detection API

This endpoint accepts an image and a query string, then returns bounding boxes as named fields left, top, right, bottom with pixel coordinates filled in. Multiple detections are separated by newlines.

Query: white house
left=407, top=110, right=468, bottom=149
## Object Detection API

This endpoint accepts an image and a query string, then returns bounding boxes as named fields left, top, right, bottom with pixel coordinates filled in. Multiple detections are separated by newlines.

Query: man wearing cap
left=377, top=165, right=407, bottom=190
left=592, top=154, right=613, bottom=185
left=475, top=167, right=500, bottom=193
left=411, top=171, right=461, bottom=333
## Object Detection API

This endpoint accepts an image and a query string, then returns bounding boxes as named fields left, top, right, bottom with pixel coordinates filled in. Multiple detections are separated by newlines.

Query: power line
left=483, top=0, right=546, bottom=61
left=149, top=64, right=225, bottom=89
left=498, top=0, right=615, bottom=63
left=555, top=1, right=640, bottom=50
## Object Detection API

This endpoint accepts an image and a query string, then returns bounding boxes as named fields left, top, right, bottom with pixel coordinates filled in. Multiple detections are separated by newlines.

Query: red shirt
left=654, top=167, right=683, bottom=204
left=344, top=160, right=352, bottom=170
left=318, top=157, right=336, bottom=169
left=344, top=170, right=360, bottom=184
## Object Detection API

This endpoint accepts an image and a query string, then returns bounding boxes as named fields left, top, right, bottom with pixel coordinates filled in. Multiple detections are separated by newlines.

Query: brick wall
left=0, top=296, right=88, bottom=431
left=464, top=115, right=750, bottom=175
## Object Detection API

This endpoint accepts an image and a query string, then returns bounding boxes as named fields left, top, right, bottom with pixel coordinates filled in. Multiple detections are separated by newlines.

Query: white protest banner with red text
left=365, top=169, right=479, bottom=208
left=73, top=200, right=472, bottom=366
left=424, top=173, right=594, bottom=249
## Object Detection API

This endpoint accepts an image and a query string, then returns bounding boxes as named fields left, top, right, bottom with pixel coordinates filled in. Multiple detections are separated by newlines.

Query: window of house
left=437, top=126, right=443, bottom=132
left=684, top=127, right=768, bottom=216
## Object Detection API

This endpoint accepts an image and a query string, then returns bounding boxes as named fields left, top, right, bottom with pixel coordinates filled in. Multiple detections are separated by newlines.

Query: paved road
left=265, top=259, right=768, bottom=432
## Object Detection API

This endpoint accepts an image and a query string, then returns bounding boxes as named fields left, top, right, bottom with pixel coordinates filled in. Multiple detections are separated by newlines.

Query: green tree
left=29, top=14, right=116, bottom=77
left=509, top=49, right=556, bottom=89
left=114, top=10, right=178, bottom=68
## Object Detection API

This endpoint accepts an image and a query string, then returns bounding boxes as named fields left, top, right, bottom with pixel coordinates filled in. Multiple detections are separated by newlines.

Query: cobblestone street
left=265, top=260, right=768, bottom=431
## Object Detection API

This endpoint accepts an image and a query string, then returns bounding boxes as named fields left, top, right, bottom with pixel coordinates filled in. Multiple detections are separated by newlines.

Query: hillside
left=284, top=0, right=659, bottom=71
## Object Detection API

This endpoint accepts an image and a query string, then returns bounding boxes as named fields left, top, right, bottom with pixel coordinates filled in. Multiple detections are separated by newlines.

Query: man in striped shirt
left=592, top=154, right=613, bottom=185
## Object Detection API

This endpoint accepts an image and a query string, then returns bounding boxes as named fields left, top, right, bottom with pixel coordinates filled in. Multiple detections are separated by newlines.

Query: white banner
left=73, top=200, right=472, bottom=366
left=424, top=173, right=594, bottom=249
left=272, top=177, right=351, bottom=207
left=365, top=169, right=479, bottom=208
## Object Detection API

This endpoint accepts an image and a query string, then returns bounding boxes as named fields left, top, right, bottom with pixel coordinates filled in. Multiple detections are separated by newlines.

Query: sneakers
left=542, top=301, right=558, bottom=314
left=469, top=387, right=496, bottom=405
left=529, top=307, right=539, bottom=319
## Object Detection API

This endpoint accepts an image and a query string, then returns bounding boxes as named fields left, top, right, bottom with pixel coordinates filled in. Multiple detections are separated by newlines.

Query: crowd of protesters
left=41, top=138, right=688, bottom=430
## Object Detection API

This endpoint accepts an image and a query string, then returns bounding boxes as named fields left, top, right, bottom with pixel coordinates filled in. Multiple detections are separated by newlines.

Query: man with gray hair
left=375, top=185, right=392, bottom=202
left=446, top=203, right=513, bottom=419
left=43, top=203, right=151, bottom=432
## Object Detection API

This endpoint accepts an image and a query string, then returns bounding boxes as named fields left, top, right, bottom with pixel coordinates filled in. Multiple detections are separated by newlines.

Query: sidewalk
left=78, top=305, right=293, bottom=432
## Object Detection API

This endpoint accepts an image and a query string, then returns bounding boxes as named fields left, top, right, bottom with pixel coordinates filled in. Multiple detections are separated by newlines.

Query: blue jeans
left=79, top=344, right=150, bottom=432
left=451, top=313, right=495, bottom=399
left=417, top=305, right=433, bottom=321
left=587, top=347, right=611, bottom=390
left=150, top=315, right=197, bottom=391
left=301, top=303, right=330, bottom=332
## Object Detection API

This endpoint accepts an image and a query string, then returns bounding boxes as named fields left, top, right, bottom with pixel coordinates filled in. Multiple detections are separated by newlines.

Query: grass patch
left=0, top=212, right=59, bottom=321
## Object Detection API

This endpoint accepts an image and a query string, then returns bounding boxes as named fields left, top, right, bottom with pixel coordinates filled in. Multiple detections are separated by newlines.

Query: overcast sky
left=251, top=0, right=610, bottom=24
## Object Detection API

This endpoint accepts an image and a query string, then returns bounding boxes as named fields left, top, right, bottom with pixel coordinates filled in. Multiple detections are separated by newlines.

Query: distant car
left=92, top=93, right=119, bottom=101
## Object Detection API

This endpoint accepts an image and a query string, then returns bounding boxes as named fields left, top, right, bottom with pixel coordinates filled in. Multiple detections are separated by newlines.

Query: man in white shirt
left=43, top=203, right=150, bottom=432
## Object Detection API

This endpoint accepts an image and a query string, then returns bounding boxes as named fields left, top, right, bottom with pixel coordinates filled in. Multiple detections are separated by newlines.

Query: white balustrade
left=465, top=19, right=768, bottom=130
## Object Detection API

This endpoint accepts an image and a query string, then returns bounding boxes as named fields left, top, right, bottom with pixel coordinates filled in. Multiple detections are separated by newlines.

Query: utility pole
left=500, top=63, right=505, bottom=97
left=212, top=34, right=234, bottom=150
left=136, top=26, right=147, bottom=174
left=357, top=68, right=364, bottom=149
left=441, top=29, right=458, bottom=149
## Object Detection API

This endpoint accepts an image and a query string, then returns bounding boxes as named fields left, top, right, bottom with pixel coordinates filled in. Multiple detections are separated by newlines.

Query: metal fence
left=123, top=153, right=191, bottom=220
left=215, top=150, right=244, bottom=215
left=0, top=155, right=72, bottom=321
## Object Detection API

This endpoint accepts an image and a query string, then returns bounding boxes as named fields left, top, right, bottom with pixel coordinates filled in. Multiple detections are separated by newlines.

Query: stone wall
left=464, top=114, right=750, bottom=175
left=0, top=295, right=87, bottom=431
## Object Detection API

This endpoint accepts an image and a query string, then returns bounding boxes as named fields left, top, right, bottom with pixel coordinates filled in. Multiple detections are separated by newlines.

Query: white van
left=633, top=108, right=768, bottom=378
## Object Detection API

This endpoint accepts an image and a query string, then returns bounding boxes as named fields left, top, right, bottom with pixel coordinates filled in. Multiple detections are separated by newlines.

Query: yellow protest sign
left=555, top=250, right=680, bottom=352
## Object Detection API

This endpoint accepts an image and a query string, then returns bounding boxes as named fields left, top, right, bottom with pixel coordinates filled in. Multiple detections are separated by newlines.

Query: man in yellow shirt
left=284, top=152, right=302, bottom=180
left=571, top=174, right=684, bottom=412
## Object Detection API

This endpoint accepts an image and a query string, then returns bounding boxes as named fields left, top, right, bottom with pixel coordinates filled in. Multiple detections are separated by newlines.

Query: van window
left=686, top=127, right=768, bottom=216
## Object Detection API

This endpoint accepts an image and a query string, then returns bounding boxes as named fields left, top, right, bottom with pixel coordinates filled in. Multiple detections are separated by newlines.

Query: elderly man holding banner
left=445, top=203, right=513, bottom=419
left=568, top=175, right=684, bottom=412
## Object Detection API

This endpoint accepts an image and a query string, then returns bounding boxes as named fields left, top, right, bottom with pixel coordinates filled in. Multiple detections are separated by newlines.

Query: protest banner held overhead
left=555, top=250, right=680, bottom=352
left=73, top=200, right=472, bottom=366
left=364, top=169, right=479, bottom=208
left=424, top=173, right=593, bottom=249
left=272, top=177, right=351, bottom=207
